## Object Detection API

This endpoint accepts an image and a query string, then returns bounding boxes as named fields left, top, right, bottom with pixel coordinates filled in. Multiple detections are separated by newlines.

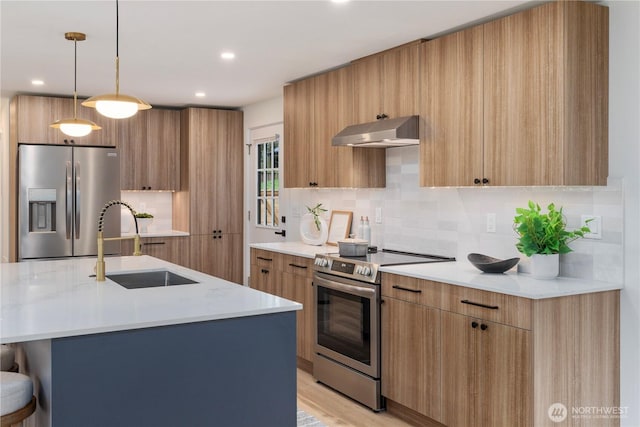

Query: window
left=256, top=136, right=279, bottom=227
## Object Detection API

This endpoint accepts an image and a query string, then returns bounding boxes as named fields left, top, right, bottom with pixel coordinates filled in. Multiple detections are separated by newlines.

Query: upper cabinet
left=283, top=66, right=386, bottom=188
left=353, top=42, right=420, bottom=123
left=118, top=108, right=180, bottom=191
left=421, top=1, right=608, bottom=187
left=11, top=95, right=117, bottom=147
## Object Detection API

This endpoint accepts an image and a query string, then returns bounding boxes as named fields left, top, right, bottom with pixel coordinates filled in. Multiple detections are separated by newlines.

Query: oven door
left=314, top=271, right=380, bottom=378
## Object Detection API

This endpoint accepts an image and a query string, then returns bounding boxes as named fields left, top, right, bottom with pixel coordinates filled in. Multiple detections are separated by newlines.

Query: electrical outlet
left=292, top=205, right=300, bottom=218
left=486, top=213, right=496, bottom=233
left=375, top=207, right=382, bottom=224
left=581, top=215, right=602, bottom=239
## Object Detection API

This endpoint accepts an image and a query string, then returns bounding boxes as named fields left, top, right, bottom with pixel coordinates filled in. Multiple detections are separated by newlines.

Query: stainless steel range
left=312, top=249, right=455, bottom=411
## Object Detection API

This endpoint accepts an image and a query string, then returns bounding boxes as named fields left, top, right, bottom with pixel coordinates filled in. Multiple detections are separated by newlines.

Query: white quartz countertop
left=121, top=230, right=190, bottom=238
left=380, top=261, right=623, bottom=299
left=0, top=256, right=301, bottom=344
left=249, top=241, right=622, bottom=299
left=250, top=242, right=336, bottom=258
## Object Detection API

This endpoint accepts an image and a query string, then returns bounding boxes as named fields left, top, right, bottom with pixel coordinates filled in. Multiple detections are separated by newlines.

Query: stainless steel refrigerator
left=19, top=144, right=121, bottom=260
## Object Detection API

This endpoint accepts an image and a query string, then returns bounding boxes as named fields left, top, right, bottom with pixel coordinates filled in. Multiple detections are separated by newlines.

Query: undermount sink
left=106, top=270, right=198, bottom=289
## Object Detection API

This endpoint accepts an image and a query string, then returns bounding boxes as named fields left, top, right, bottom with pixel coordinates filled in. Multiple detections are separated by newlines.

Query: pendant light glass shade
left=82, top=0, right=151, bottom=119
left=50, top=32, right=101, bottom=137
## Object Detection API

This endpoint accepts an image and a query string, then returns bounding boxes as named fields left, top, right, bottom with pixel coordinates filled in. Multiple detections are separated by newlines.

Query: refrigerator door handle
left=75, top=161, right=81, bottom=239
left=66, top=161, right=72, bottom=239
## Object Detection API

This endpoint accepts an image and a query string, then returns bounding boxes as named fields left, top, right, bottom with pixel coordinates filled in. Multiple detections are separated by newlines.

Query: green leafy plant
left=513, top=201, right=590, bottom=256
left=134, top=212, right=154, bottom=219
left=306, top=203, right=327, bottom=231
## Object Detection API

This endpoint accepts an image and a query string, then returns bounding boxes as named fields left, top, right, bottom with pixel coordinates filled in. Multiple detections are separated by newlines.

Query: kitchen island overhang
left=1, top=256, right=302, bottom=427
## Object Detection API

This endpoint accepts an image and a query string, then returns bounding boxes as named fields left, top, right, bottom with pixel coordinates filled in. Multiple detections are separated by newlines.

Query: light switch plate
left=486, top=213, right=496, bottom=233
left=581, top=215, right=602, bottom=239
left=375, top=208, right=382, bottom=224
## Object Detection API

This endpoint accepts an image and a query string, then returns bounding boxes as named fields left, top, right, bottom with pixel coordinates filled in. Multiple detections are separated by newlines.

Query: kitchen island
left=0, top=256, right=301, bottom=427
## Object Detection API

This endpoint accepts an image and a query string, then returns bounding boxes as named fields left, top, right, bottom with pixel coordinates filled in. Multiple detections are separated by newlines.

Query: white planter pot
left=300, top=213, right=328, bottom=246
left=531, top=253, right=559, bottom=279
left=136, top=218, right=153, bottom=234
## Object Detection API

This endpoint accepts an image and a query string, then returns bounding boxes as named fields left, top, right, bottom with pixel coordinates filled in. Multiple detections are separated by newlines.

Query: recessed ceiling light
left=195, top=92, right=206, bottom=98
left=31, top=79, right=44, bottom=86
left=221, top=52, right=235, bottom=60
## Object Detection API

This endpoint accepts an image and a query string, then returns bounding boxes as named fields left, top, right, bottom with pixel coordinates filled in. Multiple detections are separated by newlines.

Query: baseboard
left=386, top=400, right=445, bottom=427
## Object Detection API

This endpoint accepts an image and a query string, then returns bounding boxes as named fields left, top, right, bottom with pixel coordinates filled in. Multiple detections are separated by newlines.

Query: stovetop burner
left=314, top=249, right=455, bottom=284
left=329, top=249, right=455, bottom=266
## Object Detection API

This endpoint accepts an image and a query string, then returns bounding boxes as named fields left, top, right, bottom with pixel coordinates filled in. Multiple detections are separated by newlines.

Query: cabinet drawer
left=251, top=249, right=282, bottom=269
left=281, top=255, right=313, bottom=277
left=441, top=284, right=531, bottom=330
left=381, top=273, right=442, bottom=308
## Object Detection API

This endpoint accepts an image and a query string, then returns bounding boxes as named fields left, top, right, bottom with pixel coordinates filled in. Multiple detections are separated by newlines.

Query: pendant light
left=50, top=32, right=101, bottom=137
left=82, top=0, right=151, bottom=119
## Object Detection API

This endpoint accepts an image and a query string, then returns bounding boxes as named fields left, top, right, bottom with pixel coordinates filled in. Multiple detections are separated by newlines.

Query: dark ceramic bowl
left=467, top=253, right=520, bottom=274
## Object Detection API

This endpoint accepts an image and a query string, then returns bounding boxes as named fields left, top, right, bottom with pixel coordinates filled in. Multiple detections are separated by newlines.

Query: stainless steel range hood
left=332, top=115, right=419, bottom=147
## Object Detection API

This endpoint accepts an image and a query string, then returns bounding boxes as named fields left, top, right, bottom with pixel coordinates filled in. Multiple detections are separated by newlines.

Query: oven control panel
left=314, top=255, right=379, bottom=283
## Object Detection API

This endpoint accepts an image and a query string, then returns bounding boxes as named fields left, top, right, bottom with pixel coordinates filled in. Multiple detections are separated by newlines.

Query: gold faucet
left=96, top=200, right=142, bottom=281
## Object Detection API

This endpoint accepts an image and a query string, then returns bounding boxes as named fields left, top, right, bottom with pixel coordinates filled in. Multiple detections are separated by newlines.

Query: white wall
left=241, top=1, right=640, bottom=422
left=604, top=0, right=640, bottom=423
left=1, top=97, right=10, bottom=262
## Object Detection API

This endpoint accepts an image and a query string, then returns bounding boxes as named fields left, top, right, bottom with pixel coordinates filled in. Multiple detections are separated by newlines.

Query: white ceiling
left=1, top=0, right=536, bottom=109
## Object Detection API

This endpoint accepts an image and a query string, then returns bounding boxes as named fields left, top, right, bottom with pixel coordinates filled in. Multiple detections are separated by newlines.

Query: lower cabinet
left=441, top=311, right=531, bottom=427
left=250, top=248, right=314, bottom=365
left=188, top=234, right=243, bottom=284
left=381, top=297, right=442, bottom=422
left=381, top=273, right=619, bottom=427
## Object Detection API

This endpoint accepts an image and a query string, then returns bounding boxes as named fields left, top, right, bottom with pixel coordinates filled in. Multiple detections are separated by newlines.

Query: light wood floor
left=297, top=369, right=413, bottom=427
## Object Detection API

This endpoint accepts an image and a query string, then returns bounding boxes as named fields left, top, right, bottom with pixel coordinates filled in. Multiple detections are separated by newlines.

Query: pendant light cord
left=73, top=36, right=78, bottom=118
left=115, top=0, right=120, bottom=95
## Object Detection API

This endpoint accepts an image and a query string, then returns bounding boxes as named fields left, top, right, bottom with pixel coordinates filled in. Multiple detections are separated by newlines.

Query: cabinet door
left=189, top=234, right=243, bottom=284
left=117, top=111, right=148, bottom=190
left=382, top=298, right=441, bottom=421
left=77, top=104, right=117, bottom=147
left=476, top=319, right=531, bottom=427
left=280, top=264, right=314, bottom=361
left=283, top=79, right=315, bottom=188
left=442, top=311, right=532, bottom=427
left=441, top=311, right=478, bottom=427
left=382, top=43, right=419, bottom=119
left=353, top=55, right=383, bottom=123
left=146, top=109, right=180, bottom=191
left=16, top=96, right=73, bottom=144
left=313, top=67, right=355, bottom=188
left=121, top=237, right=190, bottom=266
left=420, top=27, right=483, bottom=187
left=250, top=262, right=279, bottom=295
left=483, top=3, right=558, bottom=186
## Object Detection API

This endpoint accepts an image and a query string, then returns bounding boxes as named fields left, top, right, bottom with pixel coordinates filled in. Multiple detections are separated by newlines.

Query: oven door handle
left=314, top=275, right=376, bottom=298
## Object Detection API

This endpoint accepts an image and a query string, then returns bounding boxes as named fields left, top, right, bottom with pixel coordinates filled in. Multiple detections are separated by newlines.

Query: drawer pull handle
left=143, top=242, right=166, bottom=246
left=289, top=263, right=308, bottom=269
left=481, top=324, right=488, bottom=330
left=261, top=269, right=269, bottom=274
left=471, top=321, right=479, bottom=328
left=392, top=285, right=422, bottom=294
left=257, top=256, right=273, bottom=262
left=461, top=299, right=499, bottom=310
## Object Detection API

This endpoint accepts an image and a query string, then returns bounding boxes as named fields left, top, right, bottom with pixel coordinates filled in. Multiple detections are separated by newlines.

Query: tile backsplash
left=120, top=191, right=173, bottom=233
left=281, top=146, right=624, bottom=284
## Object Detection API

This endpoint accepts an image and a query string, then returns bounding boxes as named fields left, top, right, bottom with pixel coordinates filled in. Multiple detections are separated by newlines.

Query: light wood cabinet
left=121, top=236, right=190, bottom=267
left=11, top=95, right=117, bottom=146
left=188, top=234, right=243, bottom=284
left=249, top=249, right=315, bottom=366
left=420, top=1, right=608, bottom=187
left=381, top=297, right=441, bottom=422
left=441, top=311, right=531, bottom=427
left=353, top=42, right=420, bottom=123
left=381, top=273, right=619, bottom=427
left=118, top=108, right=180, bottom=191
left=283, top=66, right=386, bottom=188
left=173, top=107, right=243, bottom=283
left=420, top=26, right=483, bottom=187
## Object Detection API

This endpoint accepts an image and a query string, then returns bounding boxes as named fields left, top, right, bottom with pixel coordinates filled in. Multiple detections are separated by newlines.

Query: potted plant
left=513, top=201, right=590, bottom=279
left=134, top=212, right=154, bottom=233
